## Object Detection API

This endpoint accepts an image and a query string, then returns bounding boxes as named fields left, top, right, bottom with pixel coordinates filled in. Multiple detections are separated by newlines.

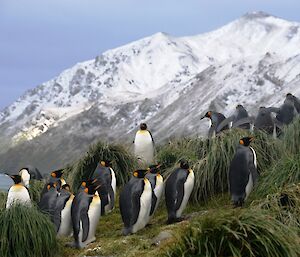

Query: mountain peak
left=242, top=11, right=273, bottom=20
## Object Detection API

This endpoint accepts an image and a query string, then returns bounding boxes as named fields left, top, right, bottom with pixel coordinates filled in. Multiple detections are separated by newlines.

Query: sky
left=1, top=0, right=300, bottom=110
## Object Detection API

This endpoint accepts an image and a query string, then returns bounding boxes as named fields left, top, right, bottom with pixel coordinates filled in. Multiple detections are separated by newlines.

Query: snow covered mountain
left=1, top=11, right=300, bottom=173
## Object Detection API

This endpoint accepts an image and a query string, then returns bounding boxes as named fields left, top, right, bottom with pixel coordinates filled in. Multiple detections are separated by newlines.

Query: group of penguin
left=200, top=93, right=300, bottom=138
left=4, top=92, right=299, bottom=248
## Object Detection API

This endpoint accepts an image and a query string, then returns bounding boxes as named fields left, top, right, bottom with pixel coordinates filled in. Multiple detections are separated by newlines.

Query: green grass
left=255, top=154, right=300, bottom=198
left=164, top=209, right=300, bottom=257
left=0, top=204, right=58, bottom=257
left=253, top=183, right=300, bottom=227
left=282, top=118, right=300, bottom=155
left=65, top=141, right=138, bottom=192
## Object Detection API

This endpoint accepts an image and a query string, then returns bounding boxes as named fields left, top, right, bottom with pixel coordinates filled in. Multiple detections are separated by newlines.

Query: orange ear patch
left=208, top=111, right=211, bottom=117
left=133, top=171, right=138, bottom=177
left=81, top=182, right=87, bottom=187
left=84, top=188, right=88, bottom=193
left=239, top=139, right=244, bottom=145
left=51, top=172, right=56, bottom=178
left=47, top=185, right=50, bottom=190
left=100, top=161, right=106, bottom=166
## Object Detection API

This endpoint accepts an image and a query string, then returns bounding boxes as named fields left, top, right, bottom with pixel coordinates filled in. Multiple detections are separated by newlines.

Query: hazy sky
left=1, top=0, right=300, bottom=110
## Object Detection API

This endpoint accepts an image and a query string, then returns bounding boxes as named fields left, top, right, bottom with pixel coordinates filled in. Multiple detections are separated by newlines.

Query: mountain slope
left=1, top=11, right=300, bottom=173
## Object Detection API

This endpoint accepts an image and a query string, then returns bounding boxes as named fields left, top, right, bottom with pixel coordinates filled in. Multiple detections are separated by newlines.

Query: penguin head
left=201, top=111, right=212, bottom=120
left=239, top=137, right=254, bottom=147
left=7, top=174, right=22, bottom=184
left=179, top=159, right=189, bottom=170
left=46, top=182, right=57, bottom=190
left=51, top=169, right=63, bottom=178
left=81, top=178, right=98, bottom=188
left=236, top=104, right=244, bottom=110
left=62, top=184, right=71, bottom=192
left=140, top=123, right=147, bottom=130
left=133, top=169, right=148, bottom=178
left=147, top=164, right=161, bottom=174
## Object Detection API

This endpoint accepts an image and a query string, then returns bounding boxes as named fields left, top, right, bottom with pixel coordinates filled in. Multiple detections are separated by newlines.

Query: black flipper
left=53, top=192, right=71, bottom=232
left=131, top=190, right=142, bottom=226
left=174, top=179, right=185, bottom=211
left=150, top=193, right=157, bottom=216
left=81, top=209, right=90, bottom=242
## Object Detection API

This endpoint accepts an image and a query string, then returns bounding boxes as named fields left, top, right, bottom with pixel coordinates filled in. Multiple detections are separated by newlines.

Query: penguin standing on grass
left=119, top=170, right=152, bottom=235
left=53, top=184, right=74, bottom=237
left=70, top=183, right=101, bottom=249
left=6, top=174, right=31, bottom=208
left=91, top=160, right=115, bottom=215
left=145, top=164, right=164, bottom=218
left=133, top=123, right=155, bottom=164
left=165, top=160, right=194, bottom=224
left=229, top=137, right=258, bottom=207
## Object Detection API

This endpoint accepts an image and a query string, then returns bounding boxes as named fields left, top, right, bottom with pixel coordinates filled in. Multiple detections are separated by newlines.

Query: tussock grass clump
left=255, top=154, right=300, bottom=197
left=253, top=183, right=300, bottom=227
left=159, top=129, right=280, bottom=202
left=66, top=141, right=138, bottom=191
left=282, top=118, right=300, bottom=155
left=164, top=209, right=300, bottom=257
left=0, top=204, right=58, bottom=257
left=28, top=180, right=45, bottom=203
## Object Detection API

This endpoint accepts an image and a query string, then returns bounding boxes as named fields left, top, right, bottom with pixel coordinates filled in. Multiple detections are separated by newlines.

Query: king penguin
left=201, top=111, right=228, bottom=138
left=119, top=169, right=152, bottom=235
left=53, top=184, right=74, bottom=237
left=19, top=165, right=43, bottom=188
left=6, top=174, right=31, bottom=208
left=91, top=160, right=115, bottom=215
left=38, top=182, right=58, bottom=218
left=70, top=183, right=101, bottom=249
left=145, top=164, right=164, bottom=218
left=229, top=137, right=258, bottom=207
left=286, top=93, right=300, bottom=114
left=165, top=160, right=195, bottom=224
left=133, top=123, right=155, bottom=164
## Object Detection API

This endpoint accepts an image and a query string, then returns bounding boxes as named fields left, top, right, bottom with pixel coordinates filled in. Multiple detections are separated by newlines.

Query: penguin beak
left=249, top=137, right=254, bottom=142
left=200, top=116, right=205, bottom=120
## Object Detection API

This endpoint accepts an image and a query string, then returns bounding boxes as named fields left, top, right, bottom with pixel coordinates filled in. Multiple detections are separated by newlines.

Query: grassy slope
left=59, top=194, right=232, bottom=257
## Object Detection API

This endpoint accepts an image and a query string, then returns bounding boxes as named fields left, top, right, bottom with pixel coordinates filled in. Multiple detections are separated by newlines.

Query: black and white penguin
left=201, top=111, right=228, bottom=138
left=19, top=165, right=43, bottom=188
left=119, top=169, right=152, bottom=235
left=38, top=182, right=58, bottom=218
left=91, top=161, right=115, bottom=215
left=133, top=123, right=155, bottom=164
left=217, top=105, right=250, bottom=132
left=229, top=137, right=258, bottom=207
left=53, top=184, right=74, bottom=237
left=165, top=160, right=195, bottom=224
left=145, top=164, right=164, bottom=218
left=6, top=174, right=31, bottom=208
left=254, top=107, right=275, bottom=134
left=70, top=183, right=101, bottom=249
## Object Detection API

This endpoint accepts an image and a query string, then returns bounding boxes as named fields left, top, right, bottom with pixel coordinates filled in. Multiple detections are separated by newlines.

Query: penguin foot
left=233, top=200, right=244, bottom=208
left=167, top=217, right=184, bottom=225
left=65, top=241, right=76, bottom=248
left=122, top=228, right=132, bottom=236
